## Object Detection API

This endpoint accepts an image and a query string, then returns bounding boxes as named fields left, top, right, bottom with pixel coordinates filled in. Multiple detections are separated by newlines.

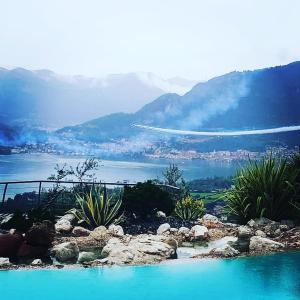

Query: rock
left=25, top=221, right=55, bottom=247
left=60, top=210, right=77, bottom=224
left=264, top=223, right=280, bottom=237
left=0, top=214, right=14, bottom=229
left=249, top=236, right=284, bottom=253
left=77, top=251, right=97, bottom=264
left=178, top=227, right=190, bottom=236
left=238, top=226, right=252, bottom=238
left=209, top=245, right=240, bottom=258
left=51, top=241, right=79, bottom=262
left=72, top=226, right=91, bottom=237
left=274, top=229, right=281, bottom=236
left=170, top=228, right=178, bottom=234
left=101, top=234, right=177, bottom=265
left=156, top=211, right=166, bottom=218
left=55, top=219, right=73, bottom=234
left=190, top=225, right=208, bottom=241
left=255, top=230, right=266, bottom=237
left=90, top=226, right=108, bottom=241
left=157, top=223, right=171, bottom=235
left=31, top=259, right=43, bottom=266
left=201, top=214, right=219, bottom=222
left=0, top=257, right=11, bottom=267
left=0, top=233, right=24, bottom=257
left=279, top=225, right=289, bottom=232
left=17, top=242, right=48, bottom=258
left=108, top=224, right=124, bottom=237
left=280, top=220, right=295, bottom=228
left=199, top=214, right=224, bottom=228
left=247, top=217, right=273, bottom=228
left=74, top=236, right=108, bottom=251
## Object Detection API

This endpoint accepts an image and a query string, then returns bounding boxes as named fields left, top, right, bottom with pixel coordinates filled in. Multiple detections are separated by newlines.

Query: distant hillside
left=0, top=68, right=196, bottom=129
left=57, top=62, right=300, bottom=150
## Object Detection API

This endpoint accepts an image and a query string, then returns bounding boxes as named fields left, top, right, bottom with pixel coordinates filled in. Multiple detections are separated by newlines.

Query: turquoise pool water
left=1, top=252, right=300, bottom=300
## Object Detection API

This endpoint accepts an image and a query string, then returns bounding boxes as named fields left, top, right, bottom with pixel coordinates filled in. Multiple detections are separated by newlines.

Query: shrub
left=225, top=155, right=300, bottom=223
left=72, top=187, right=122, bottom=228
left=175, top=196, right=205, bottom=221
left=122, top=181, right=174, bottom=219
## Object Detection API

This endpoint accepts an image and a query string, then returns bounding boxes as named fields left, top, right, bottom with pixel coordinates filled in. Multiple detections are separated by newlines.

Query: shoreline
left=2, top=248, right=299, bottom=272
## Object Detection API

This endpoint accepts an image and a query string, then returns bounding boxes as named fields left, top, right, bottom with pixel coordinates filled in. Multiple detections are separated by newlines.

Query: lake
left=1, top=252, right=300, bottom=300
left=0, top=153, right=244, bottom=183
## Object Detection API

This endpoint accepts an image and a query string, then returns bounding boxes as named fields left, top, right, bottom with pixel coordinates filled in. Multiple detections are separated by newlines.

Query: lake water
left=0, top=153, right=244, bottom=183
left=1, top=252, right=300, bottom=300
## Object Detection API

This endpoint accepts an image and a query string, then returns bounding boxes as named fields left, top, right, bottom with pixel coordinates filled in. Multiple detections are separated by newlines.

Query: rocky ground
left=0, top=212, right=299, bottom=270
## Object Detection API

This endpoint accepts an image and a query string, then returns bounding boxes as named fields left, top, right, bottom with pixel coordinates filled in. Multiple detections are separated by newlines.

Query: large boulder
left=209, top=245, right=240, bottom=258
left=108, top=224, right=124, bottom=237
left=77, top=251, right=97, bottom=264
left=72, top=226, right=91, bottom=237
left=0, top=233, right=24, bottom=257
left=51, top=241, right=79, bottom=262
left=157, top=223, right=171, bottom=235
left=55, top=219, right=73, bottom=234
left=249, top=236, right=284, bottom=253
left=199, top=214, right=224, bottom=229
left=90, top=226, right=108, bottom=241
left=238, top=226, right=252, bottom=238
left=0, top=257, right=11, bottom=267
left=101, top=234, right=177, bottom=265
left=190, top=225, right=208, bottom=241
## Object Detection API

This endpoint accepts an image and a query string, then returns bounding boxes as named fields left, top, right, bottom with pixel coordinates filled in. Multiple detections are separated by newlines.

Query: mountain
left=57, top=62, right=300, bottom=151
left=0, top=68, right=196, bottom=129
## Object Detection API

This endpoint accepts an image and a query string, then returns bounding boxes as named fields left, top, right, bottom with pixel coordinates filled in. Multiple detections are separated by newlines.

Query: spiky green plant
left=175, top=196, right=205, bottom=221
left=72, top=187, right=122, bottom=228
left=225, top=155, right=300, bottom=223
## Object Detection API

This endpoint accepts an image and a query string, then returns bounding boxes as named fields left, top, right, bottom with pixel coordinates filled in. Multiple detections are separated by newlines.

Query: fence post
left=38, top=181, right=42, bottom=205
left=2, top=183, right=8, bottom=206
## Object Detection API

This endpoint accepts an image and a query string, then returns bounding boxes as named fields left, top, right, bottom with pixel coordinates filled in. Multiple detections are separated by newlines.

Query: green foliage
left=72, top=187, right=122, bottom=228
left=122, top=181, right=174, bottom=219
left=162, top=164, right=190, bottom=198
left=174, top=196, right=205, bottom=221
left=225, top=155, right=300, bottom=223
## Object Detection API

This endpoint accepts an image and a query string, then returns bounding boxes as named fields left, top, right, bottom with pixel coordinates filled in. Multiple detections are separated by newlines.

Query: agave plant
left=175, top=196, right=205, bottom=221
left=225, top=155, right=300, bottom=223
left=72, top=186, right=122, bottom=228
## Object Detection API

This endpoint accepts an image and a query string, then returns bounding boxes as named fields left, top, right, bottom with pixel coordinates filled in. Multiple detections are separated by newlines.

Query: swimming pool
left=1, top=252, right=300, bottom=300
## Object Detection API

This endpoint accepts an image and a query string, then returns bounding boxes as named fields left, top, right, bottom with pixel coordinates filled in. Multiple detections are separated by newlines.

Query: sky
left=0, top=0, right=299, bottom=80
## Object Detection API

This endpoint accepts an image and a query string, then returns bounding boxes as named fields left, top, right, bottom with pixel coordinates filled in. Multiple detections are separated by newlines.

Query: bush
left=122, top=181, right=174, bottom=219
left=225, top=155, right=300, bottom=223
left=174, top=196, right=205, bottom=221
left=72, top=187, right=122, bottom=228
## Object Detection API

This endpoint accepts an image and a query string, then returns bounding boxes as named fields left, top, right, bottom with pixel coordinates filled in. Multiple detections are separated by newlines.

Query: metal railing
left=0, top=180, right=179, bottom=214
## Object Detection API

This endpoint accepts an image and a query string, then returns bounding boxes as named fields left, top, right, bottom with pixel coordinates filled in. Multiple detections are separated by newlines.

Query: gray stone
left=108, top=224, right=124, bottom=237
left=90, top=226, right=108, bottom=241
left=31, top=259, right=43, bottom=266
left=157, top=223, right=171, bottom=235
left=72, top=226, right=91, bottom=237
left=156, top=211, right=166, bottom=218
left=210, top=245, right=240, bottom=258
left=249, top=236, right=284, bottom=252
left=238, top=226, right=252, bottom=238
left=55, top=219, right=73, bottom=233
left=178, top=227, right=190, bottom=236
left=77, top=251, right=97, bottom=263
left=0, top=257, right=11, bottom=267
left=101, top=234, right=177, bottom=265
left=255, top=230, right=266, bottom=237
left=51, top=241, right=79, bottom=262
left=190, top=225, right=208, bottom=240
